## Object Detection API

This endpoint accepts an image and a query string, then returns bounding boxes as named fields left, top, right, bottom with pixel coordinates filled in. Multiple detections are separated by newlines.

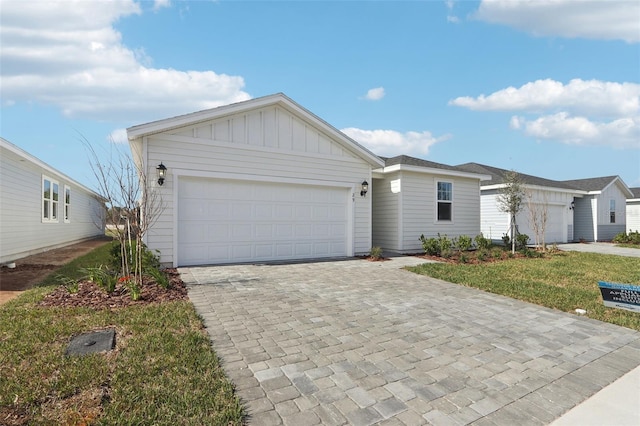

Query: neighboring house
left=456, top=163, right=582, bottom=244
left=627, top=187, right=640, bottom=233
left=127, top=93, right=384, bottom=267
left=371, top=155, right=490, bottom=253
left=0, top=137, right=106, bottom=264
left=563, top=176, right=634, bottom=241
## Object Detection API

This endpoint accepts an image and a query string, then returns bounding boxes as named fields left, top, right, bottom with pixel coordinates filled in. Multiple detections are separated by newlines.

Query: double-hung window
left=437, top=181, right=453, bottom=221
left=43, top=176, right=59, bottom=222
left=610, top=199, right=615, bottom=223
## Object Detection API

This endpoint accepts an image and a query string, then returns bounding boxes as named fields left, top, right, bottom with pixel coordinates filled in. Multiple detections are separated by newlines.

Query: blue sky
left=1, top=0, right=639, bottom=190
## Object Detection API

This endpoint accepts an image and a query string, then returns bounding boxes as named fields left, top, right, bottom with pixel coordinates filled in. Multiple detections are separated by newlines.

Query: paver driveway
left=181, top=257, right=640, bottom=425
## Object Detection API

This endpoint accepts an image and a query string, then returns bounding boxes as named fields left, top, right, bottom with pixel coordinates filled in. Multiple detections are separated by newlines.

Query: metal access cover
left=66, top=329, right=115, bottom=356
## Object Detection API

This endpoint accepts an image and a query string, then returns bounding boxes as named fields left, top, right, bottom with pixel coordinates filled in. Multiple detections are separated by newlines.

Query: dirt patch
left=0, top=237, right=112, bottom=305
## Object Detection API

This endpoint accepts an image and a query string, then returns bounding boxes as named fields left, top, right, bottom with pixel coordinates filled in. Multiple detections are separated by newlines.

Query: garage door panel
left=178, top=178, right=350, bottom=265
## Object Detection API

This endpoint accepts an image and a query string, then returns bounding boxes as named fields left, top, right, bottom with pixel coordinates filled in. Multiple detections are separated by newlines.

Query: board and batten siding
left=573, top=196, right=596, bottom=242
left=140, top=104, right=373, bottom=266
left=0, top=142, right=105, bottom=264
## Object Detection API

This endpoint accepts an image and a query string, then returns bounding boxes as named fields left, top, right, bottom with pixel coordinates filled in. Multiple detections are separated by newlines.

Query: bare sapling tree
left=82, top=136, right=163, bottom=292
left=526, top=190, right=549, bottom=250
left=496, top=170, right=525, bottom=254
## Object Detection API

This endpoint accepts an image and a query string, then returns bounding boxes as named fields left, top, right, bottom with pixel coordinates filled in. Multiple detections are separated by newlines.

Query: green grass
left=408, top=251, right=640, bottom=331
left=0, top=246, right=243, bottom=425
left=615, top=243, right=640, bottom=249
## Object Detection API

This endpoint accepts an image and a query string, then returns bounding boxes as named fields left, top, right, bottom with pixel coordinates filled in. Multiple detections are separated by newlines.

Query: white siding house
left=0, top=138, right=106, bottom=264
left=627, top=188, right=640, bottom=233
left=456, top=163, right=582, bottom=244
left=564, top=176, right=634, bottom=241
left=372, top=156, right=489, bottom=253
left=127, top=94, right=383, bottom=267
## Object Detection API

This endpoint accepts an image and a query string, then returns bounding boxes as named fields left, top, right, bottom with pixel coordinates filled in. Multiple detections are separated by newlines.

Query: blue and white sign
left=598, top=281, right=640, bottom=313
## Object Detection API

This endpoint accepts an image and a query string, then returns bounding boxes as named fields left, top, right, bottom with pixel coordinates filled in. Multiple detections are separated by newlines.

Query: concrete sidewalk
left=551, top=364, right=640, bottom=425
left=556, top=242, right=640, bottom=257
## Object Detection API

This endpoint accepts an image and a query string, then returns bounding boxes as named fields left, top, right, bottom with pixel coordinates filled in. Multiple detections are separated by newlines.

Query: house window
left=43, top=176, right=59, bottom=222
left=64, top=185, right=71, bottom=222
left=610, top=199, right=615, bottom=223
left=437, top=181, right=452, bottom=221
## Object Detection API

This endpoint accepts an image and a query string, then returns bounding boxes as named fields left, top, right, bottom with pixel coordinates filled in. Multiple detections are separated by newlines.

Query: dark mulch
left=39, top=269, right=188, bottom=309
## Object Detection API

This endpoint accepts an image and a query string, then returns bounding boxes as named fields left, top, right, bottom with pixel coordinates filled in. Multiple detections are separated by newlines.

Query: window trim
left=64, top=185, right=71, bottom=223
left=42, top=175, right=60, bottom=223
left=609, top=199, right=615, bottom=224
left=436, top=180, right=453, bottom=223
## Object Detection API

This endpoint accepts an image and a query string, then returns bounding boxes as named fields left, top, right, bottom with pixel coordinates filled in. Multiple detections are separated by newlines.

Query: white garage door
left=519, top=204, right=565, bottom=244
left=177, top=177, right=349, bottom=266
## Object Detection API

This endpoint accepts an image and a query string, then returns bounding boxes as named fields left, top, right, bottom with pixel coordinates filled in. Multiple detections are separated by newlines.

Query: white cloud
left=363, top=87, right=385, bottom=101
left=452, top=78, right=640, bottom=149
left=445, top=0, right=460, bottom=23
left=450, top=79, right=640, bottom=117
left=341, top=127, right=451, bottom=157
left=510, top=113, right=640, bottom=149
left=0, top=0, right=250, bottom=122
left=153, top=0, right=171, bottom=12
left=108, top=128, right=129, bottom=144
left=475, top=0, right=640, bottom=43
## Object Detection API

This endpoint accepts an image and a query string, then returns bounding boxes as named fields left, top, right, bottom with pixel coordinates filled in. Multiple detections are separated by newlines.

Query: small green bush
left=476, top=249, right=488, bottom=262
left=419, top=234, right=440, bottom=256
left=56, top=274, right=79, bottom=294
left=613, top=231, right=640, bottom=245
left=457, top=235, right=473, bottom=252
left=491, top=248, right=503, bottom=259
left=438, top=234, right=452, bottom=254
left=475, top=234, right=491, bottom=251
left=80, top=265, right=117, bottom=293
left=369, top=246, right=383, bottom=260
left=516, top=234, right=530, bottom=250
left=110, top=241, right=161, bottom=273
left=459, top=253, right=469, bottom=263
left=502, top=234, right=511, bottom=247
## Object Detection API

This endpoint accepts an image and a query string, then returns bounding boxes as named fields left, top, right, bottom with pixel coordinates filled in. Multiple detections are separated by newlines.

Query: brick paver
left=181, top=256, right=640, bottom=425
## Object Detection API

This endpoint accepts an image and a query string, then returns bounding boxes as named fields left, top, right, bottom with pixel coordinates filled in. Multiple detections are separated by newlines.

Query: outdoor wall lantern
left=156, top=162, right=167, bottom=186
left=569, top=201, right=575, bottom=210
left=360, top=180, right=369, bottom=197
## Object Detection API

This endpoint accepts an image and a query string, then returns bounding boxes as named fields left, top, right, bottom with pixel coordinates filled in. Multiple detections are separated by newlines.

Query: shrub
left=369, top=246, right=383, bottom=260
left=56, top=274, right=79, bottom=294
left=438, top=234, right=452, bottom=254
left=476, top=249, right=488, bottom=262
left=516, top=234, right=530, bottom=251
left=501, top=234, right=511, bottom=247
left=475, top=234, right=491, bottom=251
left=147, top=268, right=170, bottom=289
left=491, top=248, right=503, bottom=259
left=459, top=253, right=469, bottom=264
left=80, top=265, right=117, bottom=293
left=110, top=241, right=161, bottom=274
left=613, top=231, right=640, bottom=245
left=457, top=235, right=473, bottom=252
left=440, top=249, right=453, bottom=259
left=420, top=234, right=440, bottom=256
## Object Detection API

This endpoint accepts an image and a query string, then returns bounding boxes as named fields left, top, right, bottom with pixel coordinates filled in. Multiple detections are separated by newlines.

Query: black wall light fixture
left=157, top=162, right=167, bottom=186
left=569, top=201, right=575, bottom=210
left=360, top=180, right=369, bottom=197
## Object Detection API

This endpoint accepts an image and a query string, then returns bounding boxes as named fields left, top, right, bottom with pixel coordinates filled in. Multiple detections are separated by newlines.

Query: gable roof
left=561, top=176, right=629, bottom=192
left=630, top=187, right=640, bottom=199
left=127, top=93, right=384, bottom=167
left=456, top=162, right=579, bottom=190
left=376, top=155, right=491, bottom=180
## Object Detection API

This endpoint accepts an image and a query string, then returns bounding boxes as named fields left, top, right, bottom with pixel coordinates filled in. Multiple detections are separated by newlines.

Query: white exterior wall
left=373, top=172, right=480, bottom=253
left=480, top=187, right=575, bottom=244
left=627, top=200, right=640, bottom=233
left=596, top=182, right=628, bottom=240
left=137, top=104, right=373, bottom=266
left=0, top=142, right=105, bottom=264
left=372, top=174, right=401, bottom=251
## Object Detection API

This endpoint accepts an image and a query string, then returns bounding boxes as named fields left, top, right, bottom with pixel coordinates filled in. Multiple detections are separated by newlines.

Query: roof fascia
left=481, top=182, right=587, bottom=196
left=602, top=177, right=635, bottom=198
left=377, top=163, right=491, bottom=181
left=1, top=137, right=106, bottom=201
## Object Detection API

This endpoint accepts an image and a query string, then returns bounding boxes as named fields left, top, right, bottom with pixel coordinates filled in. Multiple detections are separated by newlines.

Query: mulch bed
left=39, top=269, right=188, bottom=309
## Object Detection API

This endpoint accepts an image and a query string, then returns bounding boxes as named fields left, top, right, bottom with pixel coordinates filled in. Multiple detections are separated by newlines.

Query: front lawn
left=408, top=251, right=640, bottom=331
left=0, top=243, right=243, bottom=425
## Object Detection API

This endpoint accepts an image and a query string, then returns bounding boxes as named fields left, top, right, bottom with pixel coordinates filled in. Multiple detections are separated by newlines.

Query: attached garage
left=127, top=93, right=383, bottom=267
left=177, top=177, right=350, bottom=265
